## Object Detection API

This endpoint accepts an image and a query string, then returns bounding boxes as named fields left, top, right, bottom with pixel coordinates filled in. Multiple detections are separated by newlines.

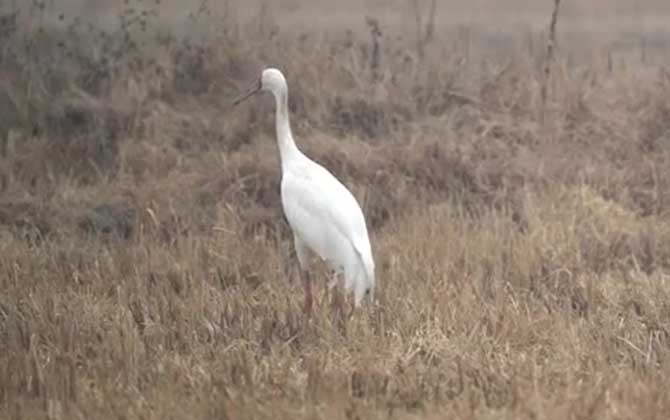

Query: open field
left=2, top=1, right=670, bottom=419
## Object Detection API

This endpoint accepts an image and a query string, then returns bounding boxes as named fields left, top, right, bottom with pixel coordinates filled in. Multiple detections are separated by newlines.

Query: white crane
left=232, top=68, right=375, bottom=316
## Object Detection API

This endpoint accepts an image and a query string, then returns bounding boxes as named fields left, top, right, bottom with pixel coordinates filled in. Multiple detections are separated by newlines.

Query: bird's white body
left=281, top=153, right=375, bottom=305
left=241, top=68, right=375, bottom=307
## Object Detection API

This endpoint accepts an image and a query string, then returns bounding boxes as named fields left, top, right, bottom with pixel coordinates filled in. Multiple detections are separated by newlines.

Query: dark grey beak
left=232, top=78, right=262, bottom=106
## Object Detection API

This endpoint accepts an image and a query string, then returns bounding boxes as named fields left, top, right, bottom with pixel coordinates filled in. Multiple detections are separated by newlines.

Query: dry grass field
left=2, top=0, right=670, bottom=419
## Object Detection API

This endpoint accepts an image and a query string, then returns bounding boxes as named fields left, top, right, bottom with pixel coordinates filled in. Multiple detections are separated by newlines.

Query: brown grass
left=2, top=1, right=670, bottom=419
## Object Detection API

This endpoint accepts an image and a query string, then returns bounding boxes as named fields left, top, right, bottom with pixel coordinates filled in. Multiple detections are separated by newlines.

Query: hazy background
left=28, top=1, right=670, bottom=32
left=14, top=0, right=670, bottom=66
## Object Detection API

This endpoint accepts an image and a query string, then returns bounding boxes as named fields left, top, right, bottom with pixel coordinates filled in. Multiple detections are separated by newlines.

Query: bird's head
left=232, top=67, right=287, bottom=106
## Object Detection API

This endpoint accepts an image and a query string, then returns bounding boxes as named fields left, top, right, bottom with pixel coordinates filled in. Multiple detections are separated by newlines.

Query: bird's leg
left=327, top=274, right=339, bottom=290
left=329, top=282, right=347, bottom=335
left=348, top=298, right=356, bottom=320
left=301, top=269, right=313, bottom=316
left=330, top=284, right=341, bottom=315
left=320, top=270, right=332, bottom=307
left=328, top=271, right=342, bottom=316
left=323, top=271, right=333, bottom=311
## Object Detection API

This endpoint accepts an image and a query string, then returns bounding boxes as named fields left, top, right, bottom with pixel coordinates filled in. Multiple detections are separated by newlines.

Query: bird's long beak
left=232, top=78, right=262, bottom=106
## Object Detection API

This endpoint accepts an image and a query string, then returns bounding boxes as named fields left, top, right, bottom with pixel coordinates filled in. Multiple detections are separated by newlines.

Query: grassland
left=1, top=1, right=670, bottom=419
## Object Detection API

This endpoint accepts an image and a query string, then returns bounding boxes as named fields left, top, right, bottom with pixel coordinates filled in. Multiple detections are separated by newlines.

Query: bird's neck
left=273, top=89, right=300, bottom=168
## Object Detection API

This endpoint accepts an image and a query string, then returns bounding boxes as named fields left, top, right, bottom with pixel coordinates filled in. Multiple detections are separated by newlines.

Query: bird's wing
left=282, top=159, right=376, bottom=305
left=282, top=160, right=373, bottom=266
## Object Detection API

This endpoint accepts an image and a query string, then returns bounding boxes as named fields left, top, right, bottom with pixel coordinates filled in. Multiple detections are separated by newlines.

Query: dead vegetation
left=1, top=1, right=670, bottom=419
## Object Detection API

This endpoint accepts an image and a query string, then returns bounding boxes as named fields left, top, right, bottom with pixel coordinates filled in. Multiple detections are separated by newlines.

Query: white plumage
left=233, top=68, right=375, bottom=314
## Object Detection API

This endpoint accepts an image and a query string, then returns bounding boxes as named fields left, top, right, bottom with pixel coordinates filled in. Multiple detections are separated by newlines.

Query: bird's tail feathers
left=351, top=245, right=375, bottom=307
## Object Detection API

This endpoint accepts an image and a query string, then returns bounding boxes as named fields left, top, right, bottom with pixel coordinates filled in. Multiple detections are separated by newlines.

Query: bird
left=232, top=67, right=375, bottom=316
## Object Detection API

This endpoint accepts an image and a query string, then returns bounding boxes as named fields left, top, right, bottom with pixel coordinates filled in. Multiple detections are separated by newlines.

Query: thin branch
left=540, top=0, right=561, bottom=125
